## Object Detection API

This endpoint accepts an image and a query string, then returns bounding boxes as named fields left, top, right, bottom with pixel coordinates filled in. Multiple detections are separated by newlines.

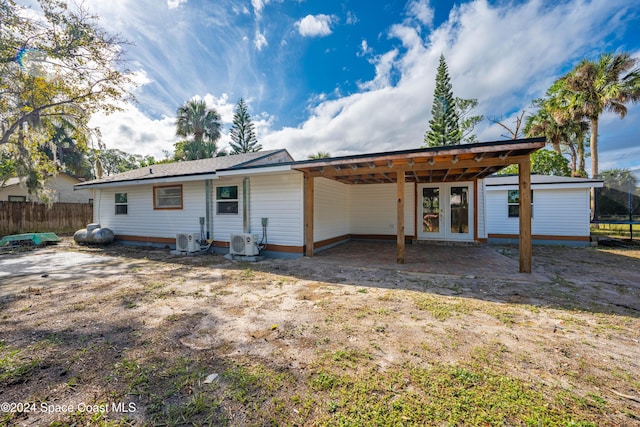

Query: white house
left=77, top=138, right=600, bottom=271
left=0, top=172, right=93, bottom=203
left=484, top=175, right=603, bottom=246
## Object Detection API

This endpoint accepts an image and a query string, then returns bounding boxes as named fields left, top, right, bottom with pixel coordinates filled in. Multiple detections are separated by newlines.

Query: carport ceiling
left=292, top=138, right=546, bottom=184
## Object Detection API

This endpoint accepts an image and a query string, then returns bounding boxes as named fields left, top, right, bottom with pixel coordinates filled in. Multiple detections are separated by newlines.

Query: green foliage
left=308, top=151, right=332, bottom=159
left=424, top=54, right=460, bottom=147
left=599, top=168, right=638, bottom=190
left=555, top=52, right=640, bottom=178
left=89, top=148, right=153, bottom=177
left=174, top=99, right=222, bottom=160
left=0, top=0, right=134, bottom=192
left=229, top=98, right=262, bottom=154
left=525, top=96, right=589, bottom=177
left=0, top=151, right=16, bottom=186
left=499, top=149, right=571, bottom=176
left=456, top=97, right=483, bottom=143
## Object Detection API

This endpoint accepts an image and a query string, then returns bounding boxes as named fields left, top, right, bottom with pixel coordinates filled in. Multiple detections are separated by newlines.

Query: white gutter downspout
left=205, top=179, right=212, bottom=239
left=243, top=177, right=250, bottom=233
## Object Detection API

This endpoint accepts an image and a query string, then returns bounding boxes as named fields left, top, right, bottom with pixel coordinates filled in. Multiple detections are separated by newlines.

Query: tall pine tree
left=424, top=55, right=461, bottom=147
left=229, top=99, right=262, bottom=154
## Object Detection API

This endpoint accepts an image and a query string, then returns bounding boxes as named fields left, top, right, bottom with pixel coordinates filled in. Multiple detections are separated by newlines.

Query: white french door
left=417, top=182, right=474, bottom=241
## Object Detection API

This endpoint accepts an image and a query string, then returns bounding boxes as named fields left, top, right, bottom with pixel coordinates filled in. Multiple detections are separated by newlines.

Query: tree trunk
left=567, top=143, right=577, bottom=176
left=577, top=138, right=586, bottom=177
left=590, top=118, right=599, bottom=178
left=590, top=117, right=599, bottom=217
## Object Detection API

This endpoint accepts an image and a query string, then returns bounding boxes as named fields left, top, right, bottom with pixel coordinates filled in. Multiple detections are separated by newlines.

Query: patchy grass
left=413, top=294, right=474, bottom=320
left=1, top=241, right=639, bottom=425
left=0, top=341, right=40, bottom=384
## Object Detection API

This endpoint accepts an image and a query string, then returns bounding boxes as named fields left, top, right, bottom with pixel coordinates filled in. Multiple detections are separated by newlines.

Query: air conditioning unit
left=176, top=232, right=200, bottom=253
left=229, top=233, right=259, bottom=256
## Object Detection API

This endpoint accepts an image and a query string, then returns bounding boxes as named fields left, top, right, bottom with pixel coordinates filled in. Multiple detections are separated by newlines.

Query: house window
left=216, top=185, right=238, bottom=214
left=115, top=193, right=128, bottom=215
left=8, top=195, right=26, bottom=202
left=154, top=185, right=183, bottom=209
left=507, top=190, right=534, bottom=218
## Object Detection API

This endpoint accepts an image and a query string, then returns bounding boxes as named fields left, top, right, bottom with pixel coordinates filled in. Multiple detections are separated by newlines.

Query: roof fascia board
left=216, top=165, right=294, bottom=177
left=291, top=139, right=546, bottom=169
left=74, top=173, right=220, bottom=189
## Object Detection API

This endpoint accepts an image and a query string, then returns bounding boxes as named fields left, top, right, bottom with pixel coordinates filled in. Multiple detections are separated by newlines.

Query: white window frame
left=507, top=190, right=533, bottom=218
left=216, top=185, right=238, bottom=215
left=115, top=192, right=128, bottom=215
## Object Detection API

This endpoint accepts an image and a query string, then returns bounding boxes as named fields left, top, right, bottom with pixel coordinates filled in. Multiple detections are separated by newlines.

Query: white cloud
left=296, top=14, right=333, bottom=37
left=254, top=32, right=268, bottom=50
left=77, top=0, right=638, bottom=174
left=407, top=0, right=434, bottom=27
left=346, top=11, right=359, bottom=25
left=166, top=0, right=187, bottom=9
left=252, top=0, right=281, bottom=19
left=252, top=0, right=265, bottom=17
left=89, top=106, right=177, bottom=159
left=261, top=0, right=635, bottom=161
left=357, top=39, right=373, bottom=57
left=358, top=49, right=399, bottom=91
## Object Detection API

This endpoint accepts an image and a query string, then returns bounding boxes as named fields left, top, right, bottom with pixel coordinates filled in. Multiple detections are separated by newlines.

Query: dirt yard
left=1, top=239, right=639, bottom=426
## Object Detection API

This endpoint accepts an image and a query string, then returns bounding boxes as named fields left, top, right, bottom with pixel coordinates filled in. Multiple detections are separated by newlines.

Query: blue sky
left=21, top=0, right=640, bottom=176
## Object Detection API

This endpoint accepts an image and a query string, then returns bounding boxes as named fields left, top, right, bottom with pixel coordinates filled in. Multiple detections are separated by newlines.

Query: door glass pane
left=422, top=188, right=440, bottom=233
left=450, top=186, right=469, bottom=234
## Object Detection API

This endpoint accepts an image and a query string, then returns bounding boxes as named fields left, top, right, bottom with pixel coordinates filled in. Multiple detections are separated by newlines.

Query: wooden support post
left=397, top=169, right=405, bottom=264
left=304, top=173, right=314, bottom=257
left=519, top=157, right=532, bottom=273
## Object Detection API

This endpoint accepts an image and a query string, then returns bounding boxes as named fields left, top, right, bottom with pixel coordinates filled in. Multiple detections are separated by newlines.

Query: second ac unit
left=176, top=232, right=200, bottom=253
left=229, top=233, right=259, bottom=256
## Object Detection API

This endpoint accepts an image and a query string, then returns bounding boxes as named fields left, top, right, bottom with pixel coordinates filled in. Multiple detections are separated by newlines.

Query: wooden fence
left=0, top=201, right=93, bottom=235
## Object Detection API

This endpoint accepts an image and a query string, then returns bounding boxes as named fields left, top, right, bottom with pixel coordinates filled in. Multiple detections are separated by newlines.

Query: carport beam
left=397, top=169, right=405, bottom=264
left=519, top=157, right=532, bottom=273
left=305, top=173, right=314, bottom=257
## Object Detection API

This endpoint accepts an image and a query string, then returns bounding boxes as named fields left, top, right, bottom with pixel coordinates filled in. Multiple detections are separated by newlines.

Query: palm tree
left=175, top=99, right=222, bottom=160
left=525, top=97, right=589, bottom=176
left=307, top=151, right=331, bottom=160
left=560, top=53, right=640, bottom=178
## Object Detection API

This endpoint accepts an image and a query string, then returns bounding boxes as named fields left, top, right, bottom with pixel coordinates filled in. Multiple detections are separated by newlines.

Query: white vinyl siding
left=249, top=173, right=304, bottom=246
left=93, top=181, right=205, bottom=238
left=350, top=183, right=416, bottom=236
left=486, top=187, right=591, bottom=237
left=314, top=177, right=350, bottom=242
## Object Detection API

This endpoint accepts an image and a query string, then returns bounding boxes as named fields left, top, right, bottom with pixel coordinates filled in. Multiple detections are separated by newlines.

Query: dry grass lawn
left=1, top=239, right=639, bottom=426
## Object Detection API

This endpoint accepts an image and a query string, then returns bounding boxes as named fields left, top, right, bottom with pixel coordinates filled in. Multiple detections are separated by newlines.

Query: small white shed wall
left=314, top=177, right=351, bottom=242
left=485, top=186, right=591, bottom=237
left=350, top=182, right=416, bottom=236
left=94, top=181, right=206, bottom=238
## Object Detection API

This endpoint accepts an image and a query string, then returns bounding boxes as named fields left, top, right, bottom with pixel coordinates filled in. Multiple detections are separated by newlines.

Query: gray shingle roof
left=75, top=150, right=287, bottom=187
